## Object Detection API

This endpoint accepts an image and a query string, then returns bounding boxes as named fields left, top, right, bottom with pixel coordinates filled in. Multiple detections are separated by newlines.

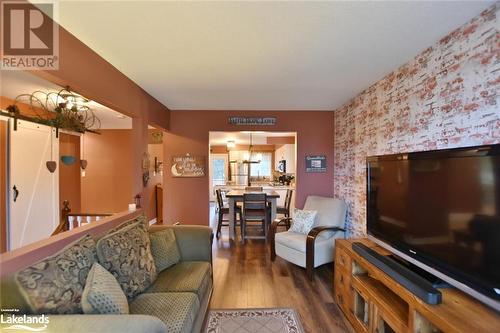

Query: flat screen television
left=366, top=144, right=500, bottom=311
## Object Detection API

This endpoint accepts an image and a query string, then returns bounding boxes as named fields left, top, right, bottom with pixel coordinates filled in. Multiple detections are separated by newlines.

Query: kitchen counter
left=214, top=184, right=295, bottom=207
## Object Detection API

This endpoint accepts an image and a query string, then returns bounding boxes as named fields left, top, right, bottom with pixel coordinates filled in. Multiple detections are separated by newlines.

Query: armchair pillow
left=96, top=223, right=157, bottom=299
left=81, top=263, right=129, bottom=314
left=15, top=235, right=97, bottom=314
left=149, top=228, right=181, bottom=272
left=289, top=209, right=317, bottom=235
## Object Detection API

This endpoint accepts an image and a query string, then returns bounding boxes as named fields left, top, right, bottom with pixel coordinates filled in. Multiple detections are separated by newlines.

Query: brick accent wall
left=333, top=4, right=500, bottom=237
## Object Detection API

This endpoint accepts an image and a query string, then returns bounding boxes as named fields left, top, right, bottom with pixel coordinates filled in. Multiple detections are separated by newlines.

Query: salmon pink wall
left=59, top=133, right=81, bottom=214
left=163, top=111, right=334, bottom=225
left=8, top=0, right=170, bottom=214
left=81, top=130, right=134, bottom=213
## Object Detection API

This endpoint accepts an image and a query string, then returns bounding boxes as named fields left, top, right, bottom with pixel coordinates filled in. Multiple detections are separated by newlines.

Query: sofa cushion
left=149, top=228, right=181, bottom=271
left=107, top=215, right=145, bottom=234
left=96, top=223, right=157, bottom=300
left=289, top=208, right=317, bottom=234
left=81, top=263, right=129, bottom=314
left=145, top=262, right=210, bottom=302
left=15, top=235, right=97, bottom=314
left=130, top=292, right=199, bottom=333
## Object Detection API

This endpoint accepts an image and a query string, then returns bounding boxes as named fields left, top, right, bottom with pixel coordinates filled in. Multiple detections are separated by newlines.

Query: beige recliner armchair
left=270, top=196, right=347, bottom=280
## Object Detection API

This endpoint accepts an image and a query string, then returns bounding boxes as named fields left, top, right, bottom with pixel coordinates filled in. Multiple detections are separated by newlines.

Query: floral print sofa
left=0, top=219, right=213, bottom=333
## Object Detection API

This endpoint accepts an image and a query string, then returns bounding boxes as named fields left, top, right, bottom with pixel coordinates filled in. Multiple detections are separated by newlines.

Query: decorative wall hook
left=46, top=161, right=57, bottom=173
left=80, top=159, right=88, bottom=170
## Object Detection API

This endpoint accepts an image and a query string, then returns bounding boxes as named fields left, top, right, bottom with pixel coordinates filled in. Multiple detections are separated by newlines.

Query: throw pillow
left=81, top=263, right=129, bottom=314
left=149, top=228, right=181, bottom=272
left=96, top=222, right=157, bottom=299
left=15, top=235, right=97, bottom=314
left=107, top=214, right=146, bottom=234
left=289, top=209, right=318, bottom=235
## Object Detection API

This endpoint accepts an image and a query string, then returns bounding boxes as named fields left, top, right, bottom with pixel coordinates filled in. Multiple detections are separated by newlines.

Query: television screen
left=367, top=144, right=500, bottom=302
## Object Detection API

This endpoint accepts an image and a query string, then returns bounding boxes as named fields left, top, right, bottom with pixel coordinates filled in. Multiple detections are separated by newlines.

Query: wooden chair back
left=215, top=189, right=225, bottom=210
left=245, top=186, right=263, bottom=192
left=285, top=189, right=293, bottom=211
left=243, top=193, right=267, bottom=211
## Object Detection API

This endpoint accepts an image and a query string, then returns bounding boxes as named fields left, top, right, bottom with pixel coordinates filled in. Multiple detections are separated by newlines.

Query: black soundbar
left=352, top=242, right=442, bottom=305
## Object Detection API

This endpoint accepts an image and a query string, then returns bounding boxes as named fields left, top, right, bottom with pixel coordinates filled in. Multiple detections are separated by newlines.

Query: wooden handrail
left=66, top=213, right=113, bottom=217
left=52, top=200, right=113, bottom=236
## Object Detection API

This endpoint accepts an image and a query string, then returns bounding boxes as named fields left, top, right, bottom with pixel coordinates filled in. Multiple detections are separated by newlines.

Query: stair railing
left=52, top=200, right=113, bottom=235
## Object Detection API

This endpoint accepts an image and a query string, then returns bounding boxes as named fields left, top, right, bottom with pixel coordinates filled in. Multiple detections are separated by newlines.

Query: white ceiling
left=52, top=1, right=492, bottom=110
left=0, top=71, right=132, bottom=129
left=210, top=131, right=296, bottom=146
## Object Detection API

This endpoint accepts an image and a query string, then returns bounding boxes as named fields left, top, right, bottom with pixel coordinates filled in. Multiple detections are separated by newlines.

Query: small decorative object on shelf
left=142, top=152, right=151, bottom=186
left=4, top=86, right=101, bottom=137
left=134, top=194, right=142, bottom=209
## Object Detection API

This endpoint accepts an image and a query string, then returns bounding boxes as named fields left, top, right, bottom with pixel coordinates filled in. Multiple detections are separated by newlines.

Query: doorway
left=208, top=131, right=296, bottom=209
left=7, top=119, right=59, bottom=250
left=209, top=154, right=229, bottom=201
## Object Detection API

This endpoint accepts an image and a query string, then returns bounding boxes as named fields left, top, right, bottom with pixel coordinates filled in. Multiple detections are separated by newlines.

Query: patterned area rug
left=205, top=308, right=305, bottom=333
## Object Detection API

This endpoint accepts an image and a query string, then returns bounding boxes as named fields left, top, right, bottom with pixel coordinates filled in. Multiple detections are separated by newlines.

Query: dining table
left=225, top=189, right=280, bottom=241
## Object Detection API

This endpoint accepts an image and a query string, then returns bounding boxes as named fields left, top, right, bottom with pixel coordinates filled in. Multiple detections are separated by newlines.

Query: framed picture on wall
left=278, top=160, right=286, bottom=173
left=305, top=155, right=326, bottom=173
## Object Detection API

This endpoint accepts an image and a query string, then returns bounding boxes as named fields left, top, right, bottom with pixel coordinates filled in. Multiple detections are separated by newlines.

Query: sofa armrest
left=149, top=225, right=213, bottom=262
left=0, top=314, right=166, bottom=333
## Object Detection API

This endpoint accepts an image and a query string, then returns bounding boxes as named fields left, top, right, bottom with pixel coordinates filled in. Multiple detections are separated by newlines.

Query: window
left=250, top=152, right=272, bottom=177
left=211, top=157, right=226, bottom=186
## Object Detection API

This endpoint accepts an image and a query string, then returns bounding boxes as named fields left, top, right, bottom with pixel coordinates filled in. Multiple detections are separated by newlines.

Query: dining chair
left=241, top=192, right=268, bottom=241
left=245, top=186, right=263, bottom=192
left=215, top=189, right=242, bottom=239
left=276, top=189, right=293, bottom=228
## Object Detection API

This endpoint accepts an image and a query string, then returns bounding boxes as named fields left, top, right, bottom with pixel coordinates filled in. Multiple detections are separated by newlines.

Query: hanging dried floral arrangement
left=5, top=86, right=101, bottom=136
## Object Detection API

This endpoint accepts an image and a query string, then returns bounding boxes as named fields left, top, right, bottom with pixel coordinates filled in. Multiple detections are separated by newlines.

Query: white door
left=8, top=119, right=59, bottom=250
left=209, top=154, right=228, bottom=201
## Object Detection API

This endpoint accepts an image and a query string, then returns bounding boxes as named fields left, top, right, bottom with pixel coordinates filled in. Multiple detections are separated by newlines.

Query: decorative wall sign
left=306, top=155, right=326, bottom=173
left=149, top=130, right=163, bottom=144
left=171, top=155, right=205, bottom=177
left=228, top=117, right=276, bottom=126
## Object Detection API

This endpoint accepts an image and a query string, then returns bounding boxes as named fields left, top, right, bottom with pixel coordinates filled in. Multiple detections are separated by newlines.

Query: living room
left=0, top=1, right=499, bottom=332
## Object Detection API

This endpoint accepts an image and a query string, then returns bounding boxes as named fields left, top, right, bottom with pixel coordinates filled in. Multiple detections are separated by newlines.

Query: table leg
left=270, top=198, right=277, bottom=222
left=228, top=197, right=235, bottom=240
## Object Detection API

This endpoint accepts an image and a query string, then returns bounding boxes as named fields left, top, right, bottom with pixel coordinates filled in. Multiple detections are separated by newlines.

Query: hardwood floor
left=208, top=204, right=351, bottom=333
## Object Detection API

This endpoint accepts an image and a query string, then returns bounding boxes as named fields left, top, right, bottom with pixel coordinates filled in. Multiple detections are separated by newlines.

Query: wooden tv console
left=333, top=239, right=500, bottom=333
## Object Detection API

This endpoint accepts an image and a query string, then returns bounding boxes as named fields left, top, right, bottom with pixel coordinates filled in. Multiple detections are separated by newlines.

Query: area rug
left=205, top=308, right=305, bottom=333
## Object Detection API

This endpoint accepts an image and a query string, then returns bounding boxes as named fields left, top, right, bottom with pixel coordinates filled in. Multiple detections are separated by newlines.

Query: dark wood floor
left=208, top=205, right=351, bottom=333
